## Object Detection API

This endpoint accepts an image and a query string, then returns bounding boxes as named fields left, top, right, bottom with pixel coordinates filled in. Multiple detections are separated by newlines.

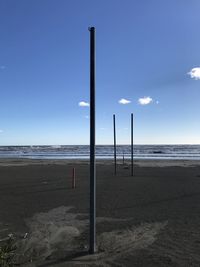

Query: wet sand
left=1, top=159, right=200, bottom=266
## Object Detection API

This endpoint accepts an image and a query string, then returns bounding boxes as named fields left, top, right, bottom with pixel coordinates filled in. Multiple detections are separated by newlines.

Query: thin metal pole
left=131, top=113, right=134, bottom=176
left=89, top=27, right=96, bottom=254
left=113, top=114, right=117, bottom=175
left=72, top=167, right=76, bottom=189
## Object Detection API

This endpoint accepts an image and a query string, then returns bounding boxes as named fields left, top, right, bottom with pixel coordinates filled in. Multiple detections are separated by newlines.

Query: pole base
left=89, top=247, right=97, bottom=254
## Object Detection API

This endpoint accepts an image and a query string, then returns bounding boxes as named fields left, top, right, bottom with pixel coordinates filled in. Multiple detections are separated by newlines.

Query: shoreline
left=0, top=157, right=200, bottom=167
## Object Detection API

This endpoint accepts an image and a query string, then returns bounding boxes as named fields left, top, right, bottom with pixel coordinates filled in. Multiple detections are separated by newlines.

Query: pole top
left=88, top=27, right=95, bottom=31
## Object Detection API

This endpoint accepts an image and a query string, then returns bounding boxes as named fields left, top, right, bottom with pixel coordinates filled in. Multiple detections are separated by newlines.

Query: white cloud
left=188, top=67, right=200, bottom=80
left=156, top=100, right=159, bottom=104
left=138, top=96, right=153, bottom=105
left=118, top=98, right=131, bottom=105
left=79, top=101, right=90, bottom=107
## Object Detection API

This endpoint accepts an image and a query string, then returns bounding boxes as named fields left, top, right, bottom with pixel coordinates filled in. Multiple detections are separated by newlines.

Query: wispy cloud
left=188, top=67, right=200, bottom=80
left=84, top=115, right=89, bottom=119
left=118, top=98, right=131, bottom=105
left=0, top=65, right=5, bottom=70
left=138, top=96, right=153, bottom=105
left=79, top=101, right=90, bottom=107
left=0, top=130, right=3, bottom=133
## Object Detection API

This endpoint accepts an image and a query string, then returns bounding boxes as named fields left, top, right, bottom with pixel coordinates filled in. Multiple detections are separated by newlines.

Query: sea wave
left=0, top=145, right=200, bottom=160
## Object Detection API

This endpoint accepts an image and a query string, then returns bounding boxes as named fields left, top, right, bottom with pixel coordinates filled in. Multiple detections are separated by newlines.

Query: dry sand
left=0, top=159, right=200, bottom=266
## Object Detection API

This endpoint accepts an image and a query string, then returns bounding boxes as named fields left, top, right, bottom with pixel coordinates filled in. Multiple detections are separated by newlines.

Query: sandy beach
left=1, top=159, right=200, bottom=266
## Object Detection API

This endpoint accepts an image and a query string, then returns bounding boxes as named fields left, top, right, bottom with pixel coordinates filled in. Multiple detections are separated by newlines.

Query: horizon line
left=0, top=143, right=200, bottom=146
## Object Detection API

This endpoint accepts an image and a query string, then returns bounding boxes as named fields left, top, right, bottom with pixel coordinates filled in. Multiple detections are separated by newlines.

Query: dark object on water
left=153, top=151, right=163, bottom=154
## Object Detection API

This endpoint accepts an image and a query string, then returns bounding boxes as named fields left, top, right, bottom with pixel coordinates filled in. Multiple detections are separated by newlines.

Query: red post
left=72, top=168, right=76, bottom=189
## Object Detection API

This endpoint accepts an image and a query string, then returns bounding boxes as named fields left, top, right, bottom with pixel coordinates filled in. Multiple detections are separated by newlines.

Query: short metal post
left=72, top=168, right=76, bottom=189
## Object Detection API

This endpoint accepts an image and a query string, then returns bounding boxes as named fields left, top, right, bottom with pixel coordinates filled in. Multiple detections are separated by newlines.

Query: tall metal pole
left=131, top=113, right=134, bottom=176
left=113, top=114, right=117, bottom=175
left=89, top=27, right=96, bottom=254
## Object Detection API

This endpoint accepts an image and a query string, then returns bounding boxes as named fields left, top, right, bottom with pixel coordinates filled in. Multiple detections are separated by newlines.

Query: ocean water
left=0, top=145, right=200, bottom=160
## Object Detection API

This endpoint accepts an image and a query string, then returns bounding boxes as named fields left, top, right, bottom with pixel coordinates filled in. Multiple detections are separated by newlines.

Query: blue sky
left=1, top=0, right=200, bottom=145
